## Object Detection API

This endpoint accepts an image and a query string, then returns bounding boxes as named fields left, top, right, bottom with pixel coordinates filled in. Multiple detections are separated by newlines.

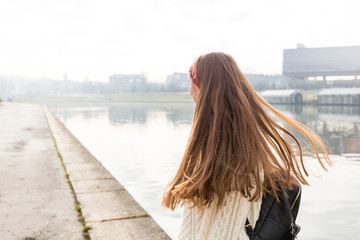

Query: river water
left=48, top=101, right=360, bottom=240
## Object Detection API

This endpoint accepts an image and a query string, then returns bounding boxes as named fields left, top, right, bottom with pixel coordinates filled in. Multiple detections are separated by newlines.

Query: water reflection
left=275, top=105, right=360, bottom=154
left=45, top=102, right=110, bottom=123
left=109, top=105, right=147, bottom=125
left=318, top=105, right=360, bottom=115
left=107, top=103, right=195, bottom=126
left=165, top=107, right=194, bottom=125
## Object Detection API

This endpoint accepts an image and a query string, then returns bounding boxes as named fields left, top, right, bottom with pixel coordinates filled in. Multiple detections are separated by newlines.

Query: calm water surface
left=48, top=102, right=360, bottom=240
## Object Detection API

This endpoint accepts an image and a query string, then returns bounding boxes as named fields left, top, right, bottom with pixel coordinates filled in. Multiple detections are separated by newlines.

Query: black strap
left=244, top=219, right=256, bottom=239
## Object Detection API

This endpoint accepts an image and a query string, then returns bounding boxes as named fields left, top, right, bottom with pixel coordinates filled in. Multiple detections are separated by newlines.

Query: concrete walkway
left=0, top=103, right=171, bottom=240
left=0, top=103, right=84, bottom=240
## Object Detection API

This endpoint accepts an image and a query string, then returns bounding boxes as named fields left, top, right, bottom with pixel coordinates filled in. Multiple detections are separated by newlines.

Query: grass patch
left=83, top=226, right=92, bottom=232
left=76, top=205, right=82, bottom=212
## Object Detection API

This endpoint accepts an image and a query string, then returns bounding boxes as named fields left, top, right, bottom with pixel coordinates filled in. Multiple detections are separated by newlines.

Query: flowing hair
left=161, top=52, right=331, bottom=211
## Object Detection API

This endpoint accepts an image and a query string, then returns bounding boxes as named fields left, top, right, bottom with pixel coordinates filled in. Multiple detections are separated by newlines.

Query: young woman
left=161, top=52, right=331, bottom=239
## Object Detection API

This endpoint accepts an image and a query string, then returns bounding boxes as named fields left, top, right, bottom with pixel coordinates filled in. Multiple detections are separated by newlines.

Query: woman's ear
left=189, top=81, right=200, bottom=103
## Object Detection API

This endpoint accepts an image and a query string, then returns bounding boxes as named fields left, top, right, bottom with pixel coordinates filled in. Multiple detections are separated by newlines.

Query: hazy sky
left=0, top=0, right=359, bottom=82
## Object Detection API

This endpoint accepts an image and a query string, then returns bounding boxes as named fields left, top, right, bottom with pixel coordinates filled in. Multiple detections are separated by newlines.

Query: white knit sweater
left=178, top=191, right=262, bottom=240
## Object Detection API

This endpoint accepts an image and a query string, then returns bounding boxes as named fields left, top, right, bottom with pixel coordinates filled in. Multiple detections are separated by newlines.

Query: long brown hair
left=161, top=52, right=331, bottom=211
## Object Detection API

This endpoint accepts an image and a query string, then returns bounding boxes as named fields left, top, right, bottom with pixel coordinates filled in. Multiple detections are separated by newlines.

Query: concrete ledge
left=43, top=106, right=171, bottom=240
left=71, top=178, right=124, bottom=194
left=77, top=190, right=148, bottom=222
left=89, top=217, right=171, bottom=240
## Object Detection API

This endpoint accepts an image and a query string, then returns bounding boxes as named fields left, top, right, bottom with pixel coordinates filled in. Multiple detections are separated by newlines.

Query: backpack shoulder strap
left=244, top=183, right=302, bottom=234
left=252, top=192, right=276, bottom=233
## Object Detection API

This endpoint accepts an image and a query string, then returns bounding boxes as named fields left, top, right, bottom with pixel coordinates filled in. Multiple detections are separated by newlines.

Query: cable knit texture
left=178, top=191, right=262, bottom=240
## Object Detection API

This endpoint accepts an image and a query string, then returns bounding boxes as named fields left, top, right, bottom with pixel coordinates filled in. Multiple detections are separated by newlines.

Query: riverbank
left=0, top=103, right=170, bottom=240
left=3, top=88, right=360, bottom=106
left=2, top=92, right=193, bottom=104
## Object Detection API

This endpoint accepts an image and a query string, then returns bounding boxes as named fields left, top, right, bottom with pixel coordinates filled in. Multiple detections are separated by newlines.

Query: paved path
left=0, top=102, right=171, bottom=240
left=0, top=103, right=84, bottom=240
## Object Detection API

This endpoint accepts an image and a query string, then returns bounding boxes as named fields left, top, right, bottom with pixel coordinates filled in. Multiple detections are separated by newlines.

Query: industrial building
left=318, top=88, right=360, bottom=105
left=261, top=89, right=302, bottom=104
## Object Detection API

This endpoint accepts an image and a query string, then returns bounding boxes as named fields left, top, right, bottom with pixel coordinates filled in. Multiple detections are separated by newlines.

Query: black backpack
left=244, top=182, right=302, bottom=240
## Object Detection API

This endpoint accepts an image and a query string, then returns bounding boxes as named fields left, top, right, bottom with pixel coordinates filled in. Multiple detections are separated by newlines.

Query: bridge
left=282, top=45, right=360, bottom=79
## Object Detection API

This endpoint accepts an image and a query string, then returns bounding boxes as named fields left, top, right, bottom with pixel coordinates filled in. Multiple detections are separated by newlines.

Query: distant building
left=109, top=74, right=146, bottom=93
left=261, top=89, right=303, bottom=104
left=166, top=72, right=188, bottom=92
left=318, top=88, right=360, bottom=105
